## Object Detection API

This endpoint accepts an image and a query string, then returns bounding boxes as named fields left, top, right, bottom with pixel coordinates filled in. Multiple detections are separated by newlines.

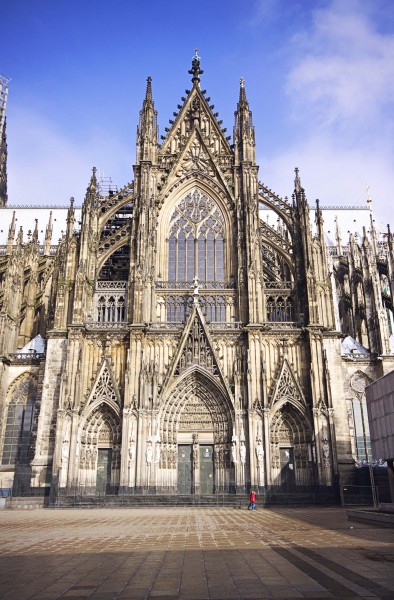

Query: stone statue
left=155, top=441, right=161, bottom=463
left=240, top=442, right=246, bottom=465
left=322, top=437, right=330, bottom=466
left=256, top=440, right=264, bottom=464
left=231, top=440, right=238, bottom=464
left=128, top=440, right=135, bottom=463
left=146, top=440, right=153, bottom=464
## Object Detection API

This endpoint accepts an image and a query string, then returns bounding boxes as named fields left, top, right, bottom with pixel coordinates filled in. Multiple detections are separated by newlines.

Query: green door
left=96, top=448, right=112, bottom=495
left=199, top=445, right=214, bottom=495
left=280, top=447, right=295, bottom=486
left=178, top=445, right=193, bottom=494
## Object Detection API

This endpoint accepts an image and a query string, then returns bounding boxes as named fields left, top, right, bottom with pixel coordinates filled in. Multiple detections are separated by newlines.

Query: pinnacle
left=239, top=77, right=248, bottom=106
left=145, top=76, right=153, bottom=103
left=188, top=49, right=204, bottom=86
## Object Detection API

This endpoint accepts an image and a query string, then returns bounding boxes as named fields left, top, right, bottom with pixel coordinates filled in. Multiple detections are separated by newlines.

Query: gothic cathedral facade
left=1, top=56, right=394, bottom=500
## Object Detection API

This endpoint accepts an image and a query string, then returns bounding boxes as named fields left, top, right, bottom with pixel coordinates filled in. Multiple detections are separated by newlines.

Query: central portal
left=177, top=443, right=215, bottom=495
left=199, top=444, right=214, bottom=495
left=96, top=448, right=112, bottom=495
left=177, top=444, right=193, bottom=494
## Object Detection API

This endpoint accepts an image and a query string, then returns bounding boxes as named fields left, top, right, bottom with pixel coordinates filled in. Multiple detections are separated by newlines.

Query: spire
left=66, top=197, right=75, bottom=241
left=233, top=77, right=255, bottom=163
left=44, top=211, right=53, bottom=255
left=369, top=212, right=378, bottom=256
left=188, top=49, right=204, bottom=87
left=294, top=167, right=302, bottom=193
left=145, top=75, right=153, bottom=103
left=16, top=226, right=23, bottom=247
left=7, top=210, right=15, bottom=253
left=315, top=199, right=324, bottom=241
left=136, top=76, right=158, bottom=163
left=335, top=216, right=342, bottom=256
left=89, top=166, right=97, bottom=192
left=239, top=77, right=248, bottom=107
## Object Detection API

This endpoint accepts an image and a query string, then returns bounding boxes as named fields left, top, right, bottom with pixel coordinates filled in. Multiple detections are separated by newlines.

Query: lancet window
left=2, top=376, right=37, bottom=465
left=168, top=190, right=225, bottom=284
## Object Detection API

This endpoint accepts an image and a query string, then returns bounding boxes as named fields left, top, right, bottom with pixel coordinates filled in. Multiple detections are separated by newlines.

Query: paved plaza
left=0, top=506, right=393, bottom=600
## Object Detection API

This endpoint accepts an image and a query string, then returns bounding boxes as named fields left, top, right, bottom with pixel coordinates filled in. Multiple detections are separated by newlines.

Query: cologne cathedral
left=0, top=56, right=393, bottom=501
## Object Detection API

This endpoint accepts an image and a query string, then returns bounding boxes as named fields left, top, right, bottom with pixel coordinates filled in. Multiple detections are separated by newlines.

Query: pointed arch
left=156, top=181, right=234, bottom=284
left=160, top=368, right=234, bottom=447
left=1, top=372, right=38, bottom=465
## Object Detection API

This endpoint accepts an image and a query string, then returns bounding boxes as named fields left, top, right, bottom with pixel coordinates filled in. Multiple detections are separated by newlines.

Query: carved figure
left=146, top=441, right=153, bottom=464
left=231, top=440, right=238, bottom=464
left=155, top=441, right=161, bottom=463
left=322, top=437, right=330, bottom=466
left=240, top=443, right=246, bottom=465
left=256, top=440, right=264, bottom=464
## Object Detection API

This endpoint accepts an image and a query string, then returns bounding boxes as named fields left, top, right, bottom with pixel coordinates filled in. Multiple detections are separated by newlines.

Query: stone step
left=53, top=495, right=245, bottom=509
left=2, top=497, right=49, bottom=510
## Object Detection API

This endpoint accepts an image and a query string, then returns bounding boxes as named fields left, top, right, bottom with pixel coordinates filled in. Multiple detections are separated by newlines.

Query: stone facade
left=1, top=55, right=394, bottom=499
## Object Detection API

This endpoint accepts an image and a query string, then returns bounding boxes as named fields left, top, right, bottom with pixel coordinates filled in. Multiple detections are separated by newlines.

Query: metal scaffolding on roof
left=0, top=75, right=10, bottom=207
left=0, top=75, right=10, bottom=139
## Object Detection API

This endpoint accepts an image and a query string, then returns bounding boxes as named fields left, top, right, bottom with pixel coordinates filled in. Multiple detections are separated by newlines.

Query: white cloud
left=7, top=106, right=131, bottom=207
left=287, top=0, right=394, bottom=129
left=260, top=134, right=394, bottom=221
left=259, top=0, right=394, bottom=222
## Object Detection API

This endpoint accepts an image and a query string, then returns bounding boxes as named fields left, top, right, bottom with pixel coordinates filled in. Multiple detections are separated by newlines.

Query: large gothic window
left=168, top=190, right=225, bottom=283
left=2, top=376, right=37, bottom=465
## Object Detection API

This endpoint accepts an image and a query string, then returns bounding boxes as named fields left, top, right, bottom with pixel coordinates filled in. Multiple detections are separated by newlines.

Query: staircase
left=53, top=494, right=245, bottom=509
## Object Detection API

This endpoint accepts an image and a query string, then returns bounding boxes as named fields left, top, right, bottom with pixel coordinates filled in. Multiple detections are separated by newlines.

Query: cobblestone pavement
left=0, top=506, right=393, bottom=600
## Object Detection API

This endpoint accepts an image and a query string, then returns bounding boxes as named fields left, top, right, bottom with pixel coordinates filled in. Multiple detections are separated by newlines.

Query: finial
left=294, top=167, right=302, bottom=193
left=188, top=49, right=204, bottom=86
left=145, top=76, right=152, bottom=102
left=70, top=196, right=74, bottom=207
left=238, top=76, right=247, bottom=105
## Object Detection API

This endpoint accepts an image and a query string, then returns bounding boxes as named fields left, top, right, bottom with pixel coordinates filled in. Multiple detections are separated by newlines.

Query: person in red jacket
left=248, top=490, right=256, bottom=510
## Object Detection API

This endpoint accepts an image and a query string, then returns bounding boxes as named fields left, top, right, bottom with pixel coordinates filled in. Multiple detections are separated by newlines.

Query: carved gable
left=159, top=86, right=232, bottom=160
left=270, top=357, right=306, bottom=410
left=175, top=310, right=219, bottom=376
left=86, top=358, right=120, bottom=409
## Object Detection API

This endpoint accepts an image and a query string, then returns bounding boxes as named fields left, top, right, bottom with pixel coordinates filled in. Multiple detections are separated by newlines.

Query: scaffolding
left=0, top=75, right=10, bottom=140
left=0, top=75, right=10, bottom=206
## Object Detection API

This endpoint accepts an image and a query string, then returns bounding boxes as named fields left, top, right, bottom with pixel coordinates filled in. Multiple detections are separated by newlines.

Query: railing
left=9, top=352, right=45, bottom=362
left=0, top=245, right=58, bottom=256
left=264, top=281, right=292, bottom=290
left=86, top=322, right=127, bottom=330
left=261, top=321, right=301, bottom=329
left=156, top=280, right=236, bottom=290
left=96, top=281, right=127, bottom=290
left=150, top=321, right=242, bottom=330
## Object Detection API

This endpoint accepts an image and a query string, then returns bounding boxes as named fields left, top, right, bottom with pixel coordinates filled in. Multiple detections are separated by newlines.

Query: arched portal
left=160, top=369, right=234, bottom=494
left=77, top=404, right=121, bottom=495
left=270, top=403, right=314, bottom=487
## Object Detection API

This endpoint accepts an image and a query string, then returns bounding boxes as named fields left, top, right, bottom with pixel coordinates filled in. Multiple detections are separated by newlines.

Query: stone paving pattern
left=0, top=506, right=393, bottom=599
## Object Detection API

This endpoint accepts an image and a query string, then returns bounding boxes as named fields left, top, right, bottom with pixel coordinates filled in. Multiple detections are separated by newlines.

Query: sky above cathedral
left=2, top=0, right=394, bottom=223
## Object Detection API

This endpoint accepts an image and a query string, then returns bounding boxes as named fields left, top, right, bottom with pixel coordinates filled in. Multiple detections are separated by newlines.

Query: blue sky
left=2, top=0, right=394, bottom=222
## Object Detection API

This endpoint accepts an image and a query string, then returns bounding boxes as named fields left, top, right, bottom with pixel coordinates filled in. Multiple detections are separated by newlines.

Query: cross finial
left=189, top=49, right=203, bottom=85
left=240, top=77, right=245, bottom=88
